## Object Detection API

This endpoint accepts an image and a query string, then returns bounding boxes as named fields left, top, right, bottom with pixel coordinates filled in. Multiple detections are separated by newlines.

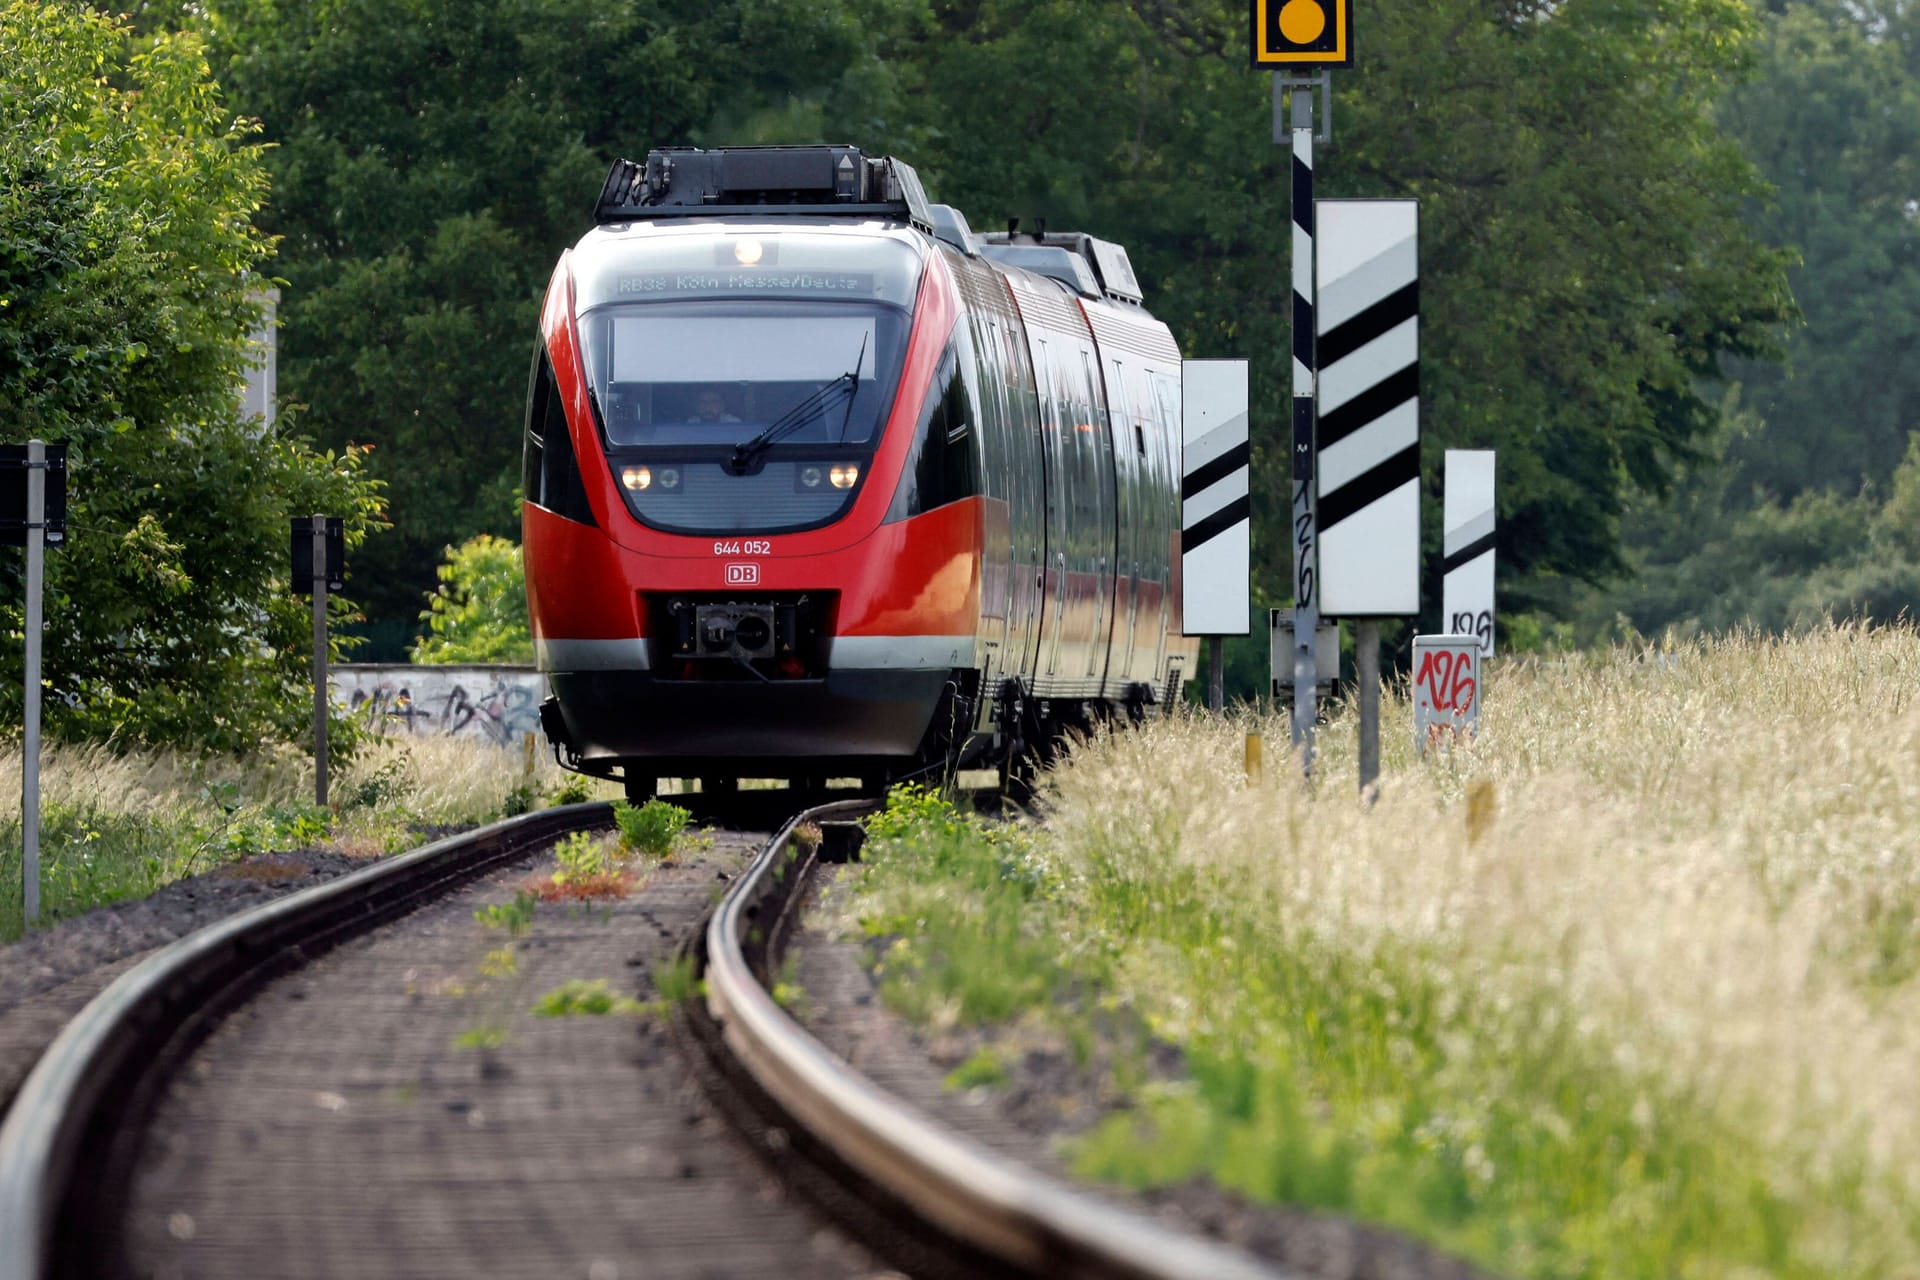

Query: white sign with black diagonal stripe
left=1180, top=359, right=1250, bottom=635
left=1316, top=200, right=1419, bottom=617
left=1442, top=450, right=1496, bottom=655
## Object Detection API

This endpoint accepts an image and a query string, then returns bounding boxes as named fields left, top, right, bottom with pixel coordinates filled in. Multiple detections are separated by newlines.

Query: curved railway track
left=0, top=794, right=1287, bottom=1280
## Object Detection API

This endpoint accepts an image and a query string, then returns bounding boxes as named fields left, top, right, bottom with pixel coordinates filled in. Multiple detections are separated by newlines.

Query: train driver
left=689, top=387, right=741, bottom=425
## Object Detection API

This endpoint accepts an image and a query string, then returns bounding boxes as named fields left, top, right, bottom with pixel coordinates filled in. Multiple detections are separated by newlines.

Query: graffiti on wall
left=332, top=665, right=545, bottom=747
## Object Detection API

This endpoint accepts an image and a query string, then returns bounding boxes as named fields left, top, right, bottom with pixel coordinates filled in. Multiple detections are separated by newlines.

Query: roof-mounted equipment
left=979, top=229, right=1144, bottom=305
left=595, top=145, right=934, bottom=235
left=928, top=204, right=979, bottom=257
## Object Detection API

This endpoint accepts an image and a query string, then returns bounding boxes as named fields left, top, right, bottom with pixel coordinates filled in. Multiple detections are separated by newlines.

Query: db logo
left=724, top=563, right=760, bottom=586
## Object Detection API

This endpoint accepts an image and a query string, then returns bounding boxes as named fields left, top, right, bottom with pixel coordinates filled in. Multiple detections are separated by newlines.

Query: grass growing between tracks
left=0, top=735, right=620, bottom=942
left=841, top=624, right=1920, bottom=1279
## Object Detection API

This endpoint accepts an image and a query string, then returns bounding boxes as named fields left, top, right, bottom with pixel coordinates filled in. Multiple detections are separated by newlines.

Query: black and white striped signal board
left=1442, top=450, right=1496, bottom=655
left=1315, top=200, right=1418, bottom=617
left=1180, top=359, right=1251, bottom=635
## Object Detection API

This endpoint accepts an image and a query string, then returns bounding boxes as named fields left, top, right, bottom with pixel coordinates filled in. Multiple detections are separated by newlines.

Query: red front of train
left=523, top=147, right=1194, bottom=795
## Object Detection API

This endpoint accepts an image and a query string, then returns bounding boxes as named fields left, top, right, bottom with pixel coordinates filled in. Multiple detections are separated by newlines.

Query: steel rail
left=702, top=801, right=1297, bottom=1280
left=0, top=801, right=614, bottom=1280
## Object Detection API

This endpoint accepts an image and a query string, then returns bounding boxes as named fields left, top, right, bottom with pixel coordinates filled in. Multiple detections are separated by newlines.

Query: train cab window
left=523, top=347, right=596, bottom=528
left=887, top=341, right=982, bottom=521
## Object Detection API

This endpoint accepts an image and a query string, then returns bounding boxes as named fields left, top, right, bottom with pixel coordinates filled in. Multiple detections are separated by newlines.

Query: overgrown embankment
left=839, top=625, right=1920, bottom=1278
left=0, top=737, right=609, bottom=941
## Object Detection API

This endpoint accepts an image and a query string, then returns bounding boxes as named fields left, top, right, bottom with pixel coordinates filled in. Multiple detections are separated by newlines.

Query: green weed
left=653, top=952, right=701, bottom=1005
left=474, top=890, right=537, bottom=938
left=613, top=798, right=691, bottom=857
left=550, top=775, right=593, bottom=806
left=532, top=978, right=644, bottom=1017
left=453, top=1024, right=506, bottom=1051
left=944, top=1046, right=1008, bottom=1090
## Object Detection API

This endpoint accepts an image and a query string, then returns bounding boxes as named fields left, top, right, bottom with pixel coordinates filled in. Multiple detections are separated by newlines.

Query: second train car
left=523, top=145, right=1196, bottom=797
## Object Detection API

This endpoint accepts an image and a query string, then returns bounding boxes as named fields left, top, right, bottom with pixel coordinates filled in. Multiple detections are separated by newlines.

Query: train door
left=1035, top=339, right=1072, bottom=686
left=1076, top=346, right=1117, bottom=688
left=1107, top=356, right=1143, bottom=686
left=1151, top=372, right=1182, bottom=648
left=964, top=313, right=1011, bottom=727
left=993, top=317, right=1044, bottom=691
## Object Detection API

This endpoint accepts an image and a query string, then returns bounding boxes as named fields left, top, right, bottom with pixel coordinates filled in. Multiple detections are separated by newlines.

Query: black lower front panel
left=548, top=668, right=951, bottom=770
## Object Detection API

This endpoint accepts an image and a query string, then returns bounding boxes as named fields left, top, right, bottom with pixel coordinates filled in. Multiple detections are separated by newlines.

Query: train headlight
left=658, top=468, right=681, bottom=491
left=798, top=465, right=823, bottom=489
left=829, top=464, right=859, bottom=490
left=621, top=466, right=652, bottom=491
left=734, top=238, right=764, bottom=266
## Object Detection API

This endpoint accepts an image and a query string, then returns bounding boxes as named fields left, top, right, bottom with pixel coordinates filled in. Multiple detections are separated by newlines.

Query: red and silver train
left=523, top=145, right=1195, bottom=797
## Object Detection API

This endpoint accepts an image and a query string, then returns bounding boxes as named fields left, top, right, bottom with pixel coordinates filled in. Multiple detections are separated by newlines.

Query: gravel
left=0, top=846, right=376, bottom=1119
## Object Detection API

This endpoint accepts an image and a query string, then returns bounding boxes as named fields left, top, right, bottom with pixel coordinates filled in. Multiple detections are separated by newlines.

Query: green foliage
left=943, top=1045, right=1008, bottom=1091
left=411, top=534, right=533, bottom=664
left=827, top=0, right=1792, bottom=621
left=166, top=0, right=1794, bottom=642
left=190, top=0, right=903, bottom=635
left=549, top=775, right=593, bottom=806
left=651, top=951, right=700, bottom=1005
left=532, top=977, right=643, bottom=1017
left=857, top=786, right=1064, bottom=1024
left=498, top=778, right=541, bottom=818
left=840, top=728, right=1900, bottom=1276
left=1718, top=0, right=1920, bottom=500
left=1575, top=414, right=1920, bottom=638
left=1581, top=0, right=1920, bottom=634
left=0, top=2, right=386, bottom=750
left=612, top=799, right=690, bottom=858
left=474, top=889, right=537, bottom=938
left=551, top=831, right=614, bottom=884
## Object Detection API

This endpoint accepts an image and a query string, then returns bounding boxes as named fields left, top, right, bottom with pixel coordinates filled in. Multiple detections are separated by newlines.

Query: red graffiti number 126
left=1415, top=648, right=1476, bottom=713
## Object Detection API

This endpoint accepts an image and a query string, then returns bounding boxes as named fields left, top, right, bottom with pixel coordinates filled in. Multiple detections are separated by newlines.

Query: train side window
left=525, top=348, right=597, bottom=528
left=886, top=342, right=981, bottom=521
left=522, top=350, right=546, bottom=507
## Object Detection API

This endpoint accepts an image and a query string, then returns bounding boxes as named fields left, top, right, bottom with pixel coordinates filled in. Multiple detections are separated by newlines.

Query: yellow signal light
left=1250, top=0, right=1352, bottom=67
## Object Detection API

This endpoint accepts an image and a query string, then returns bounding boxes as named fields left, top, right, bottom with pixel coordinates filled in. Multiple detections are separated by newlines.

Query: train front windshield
left=573, top=229, right=922, bottom=535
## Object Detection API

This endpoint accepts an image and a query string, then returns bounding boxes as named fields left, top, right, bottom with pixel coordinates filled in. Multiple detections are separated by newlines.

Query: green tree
left=1718, top=0, right=1920, bottom=499
left=194, top=0, right=912, bottom=647
left=842, top=0, right=1792, bottom=620
left=411, top=534, right=533, bottom=664
left=0, top=2, right=385, bottom=749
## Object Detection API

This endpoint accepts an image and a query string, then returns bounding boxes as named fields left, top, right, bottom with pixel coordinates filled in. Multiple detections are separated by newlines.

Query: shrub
left=613, top=799, right=690, bottom=858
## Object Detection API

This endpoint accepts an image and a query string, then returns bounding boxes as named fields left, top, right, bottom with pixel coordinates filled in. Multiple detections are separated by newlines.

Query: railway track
left=0, top=793, right=1285, bottom=1280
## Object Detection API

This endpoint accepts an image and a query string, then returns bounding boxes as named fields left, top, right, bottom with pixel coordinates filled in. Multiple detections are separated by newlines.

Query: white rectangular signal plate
left=1181, top=359, right=1251, bottom=636
left=1316, top=199, right=1419, bottom=617
left=1442, top=450, right=1496, bottom=655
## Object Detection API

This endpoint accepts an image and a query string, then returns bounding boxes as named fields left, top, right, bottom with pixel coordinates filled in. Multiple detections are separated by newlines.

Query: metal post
left=1287, top=80, right=1320, bottom=774
left=1207, top=636, right=1224, bottom=712
left=1356, top=619, right=1380, bottom=798
left=311, top=515, right=328, bottom=809
left=22, top=441, right=43, bottom=926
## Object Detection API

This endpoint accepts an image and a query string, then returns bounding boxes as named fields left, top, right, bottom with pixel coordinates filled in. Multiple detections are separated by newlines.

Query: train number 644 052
left=712, top=539, right=772, bottom=557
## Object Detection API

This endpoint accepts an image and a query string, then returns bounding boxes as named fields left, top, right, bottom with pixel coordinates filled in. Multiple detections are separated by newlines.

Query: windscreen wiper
left=727, top=337, right=869, bottom=474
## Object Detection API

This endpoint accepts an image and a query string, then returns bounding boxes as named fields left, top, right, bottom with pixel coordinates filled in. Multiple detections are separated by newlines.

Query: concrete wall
left=332, top=664, right=546, bottom=747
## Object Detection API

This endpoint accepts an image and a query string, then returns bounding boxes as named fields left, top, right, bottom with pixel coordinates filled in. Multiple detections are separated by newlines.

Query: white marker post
left=1316, top=200, right=1420, bottom=794
left=21, top=442, right=44, bottom=925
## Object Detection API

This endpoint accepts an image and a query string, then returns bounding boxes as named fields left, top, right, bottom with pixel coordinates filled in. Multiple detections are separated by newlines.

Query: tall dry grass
left=1042, top=624, right=1920, bottom=1250
left=0, top=734, right=619, bottom=940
